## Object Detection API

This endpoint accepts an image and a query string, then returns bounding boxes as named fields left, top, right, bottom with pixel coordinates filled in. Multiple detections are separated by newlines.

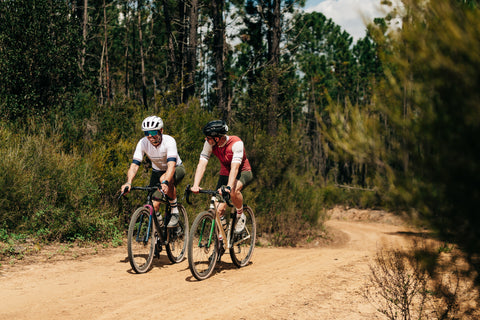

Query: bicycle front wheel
left=127, top=207, right=155, bottom=273
left=188, top=211, right=219, bottom=280
left=229, top=205, right=256, bottom=268
left=166, top=204, right=189, bottom=263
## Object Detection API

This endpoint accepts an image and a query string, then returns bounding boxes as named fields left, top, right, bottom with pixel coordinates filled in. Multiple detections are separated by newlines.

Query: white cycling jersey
left=132, top=134, right=182, bottom=171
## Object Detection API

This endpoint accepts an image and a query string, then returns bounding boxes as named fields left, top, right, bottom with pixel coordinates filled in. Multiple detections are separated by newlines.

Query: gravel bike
left=185, top=185, right=256, bottom=280
left=119, top=185, right=189, bottom=273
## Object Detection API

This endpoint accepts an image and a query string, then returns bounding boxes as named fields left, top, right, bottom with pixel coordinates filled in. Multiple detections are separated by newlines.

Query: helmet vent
left=141, top=116, right=164, bottom=131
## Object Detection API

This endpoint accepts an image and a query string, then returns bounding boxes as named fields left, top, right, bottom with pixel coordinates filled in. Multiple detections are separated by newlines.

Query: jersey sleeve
left=200, top=140, right=212, bottom=162
left=132, top=139, right=145, bottom=166
left=165, top=135, right=179, bottom=163
left=231, top=140, right=244, bottom=164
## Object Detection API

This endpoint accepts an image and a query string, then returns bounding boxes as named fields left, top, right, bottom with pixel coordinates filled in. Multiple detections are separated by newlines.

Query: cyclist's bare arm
left=226, top=162, right=241, bottom=191
left=224, top=140, right=244, bottom=192
left=191, top=159, right=208, bottom=193
left=121, top=163, right=140, bottom=193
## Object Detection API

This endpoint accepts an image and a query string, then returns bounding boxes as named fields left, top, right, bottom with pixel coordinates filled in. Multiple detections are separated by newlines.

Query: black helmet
left=203, top=120, right=228, bottom=137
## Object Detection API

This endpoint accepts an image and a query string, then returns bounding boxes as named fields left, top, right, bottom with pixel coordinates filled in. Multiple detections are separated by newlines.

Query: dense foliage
left=325, top=0, right=480, bottom=283
left=0, top=0, right=82, bottom=120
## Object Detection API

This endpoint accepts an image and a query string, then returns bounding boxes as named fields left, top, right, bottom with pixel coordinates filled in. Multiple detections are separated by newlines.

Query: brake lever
left=117, top=186, right=129, bottom=200
left=220, top=186, right=233, bottom=207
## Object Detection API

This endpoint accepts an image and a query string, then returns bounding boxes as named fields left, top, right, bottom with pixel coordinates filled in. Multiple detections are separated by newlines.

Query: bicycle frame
left=189, top=188, right=237, bottom=250
left=131, top=186, right=172, bottom=246
left=197, top=197, right=231, bottom=249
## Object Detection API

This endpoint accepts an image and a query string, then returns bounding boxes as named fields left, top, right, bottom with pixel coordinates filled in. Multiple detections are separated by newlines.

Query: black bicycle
left=185, top=185, right=256, bottom=280
left=119, top=185, right=189, bottom=273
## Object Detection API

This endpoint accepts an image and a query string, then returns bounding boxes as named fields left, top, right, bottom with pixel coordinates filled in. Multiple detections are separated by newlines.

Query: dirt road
left=0, top=210, right=413, bottom=320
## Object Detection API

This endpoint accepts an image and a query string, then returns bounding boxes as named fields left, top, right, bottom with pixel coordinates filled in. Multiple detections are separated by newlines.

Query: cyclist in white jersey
left=120, top=116, right=185, bottom=227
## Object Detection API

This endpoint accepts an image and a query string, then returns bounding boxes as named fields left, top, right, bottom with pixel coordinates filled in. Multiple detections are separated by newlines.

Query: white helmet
left=141, top=116, right=163, bottom=131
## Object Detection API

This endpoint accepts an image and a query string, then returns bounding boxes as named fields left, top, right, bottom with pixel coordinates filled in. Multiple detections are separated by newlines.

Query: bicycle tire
left=188, top=211, right=219, bottom=280
left=229, top=205, right=256, bottom=268
left=166, top=204, right=189, bottom=263
left=127, top=207, right=155, bottom=273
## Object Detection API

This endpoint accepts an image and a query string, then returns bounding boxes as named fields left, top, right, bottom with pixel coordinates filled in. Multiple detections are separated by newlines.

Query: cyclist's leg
left=149, top=170, right=164, bottom=213
left=228, top=171, right=255, bottom=267
left=232, top=171, right=253, bottom=232
left=230, top=180, right=244, bottom=207
left=161, top=164, right=186, bottom=227
left=228, top=171, right=253, bottom=207
left=215, top=175, right=229, bottom=218
left=159, top=164, right=185, bottom=199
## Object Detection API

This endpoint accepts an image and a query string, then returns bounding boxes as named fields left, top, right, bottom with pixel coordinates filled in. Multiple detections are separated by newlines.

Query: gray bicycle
left=119, top=185, right=189, bottom=273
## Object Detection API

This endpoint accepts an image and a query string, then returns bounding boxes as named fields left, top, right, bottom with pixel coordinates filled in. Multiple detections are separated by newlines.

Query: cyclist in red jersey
left=191, top=120, right=253, bottom=237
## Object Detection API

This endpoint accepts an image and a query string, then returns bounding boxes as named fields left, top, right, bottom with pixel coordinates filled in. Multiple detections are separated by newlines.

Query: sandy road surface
left=0, top=213, right=413, bottom=320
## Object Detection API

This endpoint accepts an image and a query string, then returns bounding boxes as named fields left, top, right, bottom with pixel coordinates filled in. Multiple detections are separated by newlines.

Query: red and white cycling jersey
left=132, top=134, right=182, bottom=171
left=200, top=135, right=251, bottom=176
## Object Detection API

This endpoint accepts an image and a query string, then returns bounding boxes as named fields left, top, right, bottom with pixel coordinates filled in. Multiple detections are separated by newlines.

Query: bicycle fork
left=198, top=197, right=245, bottom=253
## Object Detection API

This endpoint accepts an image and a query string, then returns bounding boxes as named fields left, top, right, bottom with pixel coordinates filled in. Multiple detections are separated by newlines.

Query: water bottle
left=220, top=216, right=227, bottom=232
left=156, top=212, right=164, bottom=226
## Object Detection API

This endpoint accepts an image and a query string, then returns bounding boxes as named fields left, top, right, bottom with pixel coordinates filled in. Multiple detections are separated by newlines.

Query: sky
left=303, top=0, right=393, bottom=41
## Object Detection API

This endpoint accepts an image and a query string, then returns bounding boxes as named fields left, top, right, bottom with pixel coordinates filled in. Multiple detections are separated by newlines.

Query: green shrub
left=0, top=97, right=333, bottom=248
left=0, top=125, right=121, bottom=242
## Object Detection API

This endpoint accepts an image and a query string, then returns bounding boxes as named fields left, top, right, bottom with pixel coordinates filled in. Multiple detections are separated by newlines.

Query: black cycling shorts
left=215, top=170, right=253, bottom=190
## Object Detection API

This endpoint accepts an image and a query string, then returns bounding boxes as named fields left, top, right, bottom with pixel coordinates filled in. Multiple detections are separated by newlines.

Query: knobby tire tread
left=127, top=207, right=155, bottom=273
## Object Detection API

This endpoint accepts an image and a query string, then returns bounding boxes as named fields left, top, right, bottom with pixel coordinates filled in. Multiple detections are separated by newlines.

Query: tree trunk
left=212, top=0, right=228, bottom=120
left=162, top=0, right=179, bottom=103
left=80, top=0, right=88, bottom=73
left=138, top=0, right=147, bottom=109
left=268, top=0, right=281, bottom=135
left=123, top=2, right=130, bottom=97
left=178, top=0, right=187, bottom=103
left=104, top=0, right=110, bottom=103
left=99, top=0, right=110, bottom=105
left=132, top=16, right=137, bottom=100
left=184, top=0, right=198, bottom=102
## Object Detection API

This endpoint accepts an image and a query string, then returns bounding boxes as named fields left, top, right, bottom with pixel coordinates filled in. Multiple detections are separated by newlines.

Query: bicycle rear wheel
left=229, top=205, right=256, bottom=268
left=188, top=211, right=219, bottom=280
left=127, top=207, right=155, bottom=273
left=166, top=204, right=189, bottom=263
